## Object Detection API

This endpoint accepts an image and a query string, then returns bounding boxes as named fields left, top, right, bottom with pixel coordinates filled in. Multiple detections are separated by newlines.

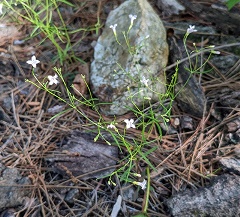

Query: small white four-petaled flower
left=124, top=119, right=136, bottom=129
left=129, top=14, right=137, bottom=23
left=26, top=55, right=40, bottom=68
left=134, top=179, right=147, bottom=190
left=187, top=25, right=197, bottom=34
left=48, top=74, right=59, bottom=85
left=110, top=24, right=117, bottom=32
left=140, top=76, right=149, bottom=87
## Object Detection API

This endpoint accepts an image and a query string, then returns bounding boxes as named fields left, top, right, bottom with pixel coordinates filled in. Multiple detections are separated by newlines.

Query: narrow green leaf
left=226, top=0, right=240, bottom=10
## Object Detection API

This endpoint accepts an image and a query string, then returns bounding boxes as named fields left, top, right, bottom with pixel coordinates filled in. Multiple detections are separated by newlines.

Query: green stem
left=143, top=167, right=150, bottom=213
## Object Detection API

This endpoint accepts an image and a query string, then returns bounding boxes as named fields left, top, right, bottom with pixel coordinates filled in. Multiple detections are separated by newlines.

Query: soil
left=0, top=0, right=239, bottom=216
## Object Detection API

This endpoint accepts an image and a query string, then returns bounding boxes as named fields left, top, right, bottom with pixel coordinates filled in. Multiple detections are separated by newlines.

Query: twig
left=158, top=42, right=240, bottom=75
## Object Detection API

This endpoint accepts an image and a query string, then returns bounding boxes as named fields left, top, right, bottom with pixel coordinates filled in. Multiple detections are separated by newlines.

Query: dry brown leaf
left=12, top=45, right=35, bottom=53
left=73, top=74, right=87, bottom=96
left=72, top=63, right=89, bottom=97
left=78, top=63, right=89, bottom=83
left=0, top=23, right=22, bottom=45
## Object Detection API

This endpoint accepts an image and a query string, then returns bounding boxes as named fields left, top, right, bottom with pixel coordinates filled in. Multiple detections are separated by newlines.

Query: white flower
left=107, top=123, right=117, bottom=130
left=134, top=179, right=147, bottom=190
left=129, top=14, right=137, bottom=23
left=110, top=24, right=117, bottom=32
left=124, top=119, right=136, bottom=129
left=187, top=25, right=197, bottom=34
left=107, top=123, right=115, bottom=128
left=48, top=74, right=59, bottom=85
left=26, top=55, right=40, bottom=68
left=140, top=76, right=149, bottom=87
left=0, top=4, right=3, bottom=15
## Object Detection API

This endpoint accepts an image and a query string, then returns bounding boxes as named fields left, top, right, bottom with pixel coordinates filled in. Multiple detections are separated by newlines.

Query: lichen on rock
left=90, top=0, right=169, bottom=115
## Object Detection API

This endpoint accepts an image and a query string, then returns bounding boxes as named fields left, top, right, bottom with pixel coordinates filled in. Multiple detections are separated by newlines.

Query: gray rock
left=165, top=174, right=240, bottom=217
left=0, top=208, right=16, bottom=217
left=0, top=163, right=31, bottom=210
left=46, top=131, right=118, bottom=180
left=156, top=0, right=185, bottom=16
left=90, top=0, right=168, bottom=115
left=64, top=188, right=79, bottom=204
left=220, top=157, right=240, bottom=175
left=210, top=55, right=239, bottom=75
